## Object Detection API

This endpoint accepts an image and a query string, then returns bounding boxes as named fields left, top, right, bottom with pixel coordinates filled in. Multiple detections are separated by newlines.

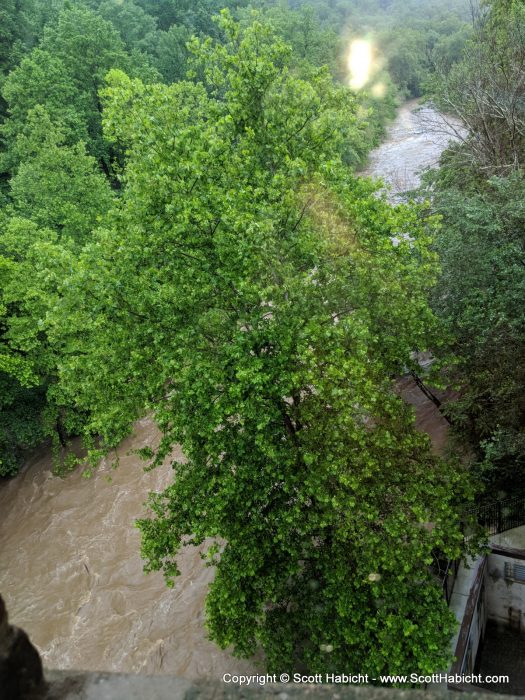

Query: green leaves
left=0, top=374, right=47, bottom=477
left=425, top=167, right=525, bottom=493
left=44, top=16, right=473, bottom=675
left=8, top=108, right=114, bottom=243
left=426, top=0, right=525, bottom=491
left=0, top=1, right=475, bottom=673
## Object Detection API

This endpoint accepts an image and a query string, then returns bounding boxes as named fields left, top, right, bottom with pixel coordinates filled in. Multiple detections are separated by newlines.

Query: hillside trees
left=1, top=48, right=89, bottom=175
left=0, top=104, right=113, bottom=475
left=8, top=107, right=113, bottom=241
left=425, top=0, right=525, bottom=492
left=428, top=174, right=525, bottom=491
left=261, top=0, right=470, bottom=99
left=48, top=15, right=475, bottom=673
left=134, top=0, right=249, bottom=33
left=96, top=0, right=159, bottom=55
left=0, top=0, right=35, bottom=82
left=155, top=24, right=192, bottom=84
left=432, top=0, right=525, bottom=174
left=1, top=3, right=159, bottom=180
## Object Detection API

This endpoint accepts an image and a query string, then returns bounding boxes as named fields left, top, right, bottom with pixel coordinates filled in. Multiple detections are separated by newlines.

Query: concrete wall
left=486, top=551, right=525, bottom=630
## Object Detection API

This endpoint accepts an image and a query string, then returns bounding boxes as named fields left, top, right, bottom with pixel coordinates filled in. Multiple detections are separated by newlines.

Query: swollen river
left=0, top=101, right=457, bottom=678
left=362, top=99, right=461, bottom=195
left=0, top=420, right=256, bottom=677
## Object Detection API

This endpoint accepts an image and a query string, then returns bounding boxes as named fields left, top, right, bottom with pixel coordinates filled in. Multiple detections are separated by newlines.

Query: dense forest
left=1, top=0, right=523, bottom=680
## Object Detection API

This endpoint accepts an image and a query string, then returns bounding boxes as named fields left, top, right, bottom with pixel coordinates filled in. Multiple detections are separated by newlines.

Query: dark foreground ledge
left=41, top=673, right=501, bottom=700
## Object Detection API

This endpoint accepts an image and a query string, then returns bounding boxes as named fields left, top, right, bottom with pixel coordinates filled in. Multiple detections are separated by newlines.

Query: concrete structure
left=492, top=525, right=525, bottom=551
left=447, top=528, right=525, bottom=693
left=486, top=547, right=525, bottom=629
left=448, top=557, right=486, bottom=677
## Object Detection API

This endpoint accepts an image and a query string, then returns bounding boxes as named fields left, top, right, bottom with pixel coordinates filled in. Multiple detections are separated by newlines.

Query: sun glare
left=348, top=39, right=373, bottom=91
left=371, top=82, right=386, bottom=98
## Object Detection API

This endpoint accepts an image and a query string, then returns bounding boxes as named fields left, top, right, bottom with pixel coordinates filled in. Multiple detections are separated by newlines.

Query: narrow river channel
left=362, top=99, right=460, bottom=196
left=0, top=101, right=457, bottom=678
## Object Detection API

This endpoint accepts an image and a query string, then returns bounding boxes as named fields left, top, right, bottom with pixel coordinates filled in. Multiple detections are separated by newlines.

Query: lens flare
left=370, top=82, right=386, bottom=99
left=348, top=39, right=373, bottom=91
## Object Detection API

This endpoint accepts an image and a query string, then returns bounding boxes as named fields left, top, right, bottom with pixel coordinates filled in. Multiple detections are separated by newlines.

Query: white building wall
left=486, top=552, right=525, bottom=629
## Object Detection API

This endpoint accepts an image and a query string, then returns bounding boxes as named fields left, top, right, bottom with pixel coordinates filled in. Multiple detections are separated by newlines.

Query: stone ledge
left=41, top=672, right=508, bottom=700
left=44, top=671, right=194, bottom=700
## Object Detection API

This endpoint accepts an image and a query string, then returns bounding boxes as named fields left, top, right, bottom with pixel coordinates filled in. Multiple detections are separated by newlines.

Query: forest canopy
left=3, top=0, right=516, bottom=681
left=0, top=0, right=470, bottom=474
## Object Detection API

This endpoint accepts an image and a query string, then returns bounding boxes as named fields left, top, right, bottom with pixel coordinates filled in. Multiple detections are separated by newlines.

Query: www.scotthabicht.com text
left=222, top=673, right=510, bottom=686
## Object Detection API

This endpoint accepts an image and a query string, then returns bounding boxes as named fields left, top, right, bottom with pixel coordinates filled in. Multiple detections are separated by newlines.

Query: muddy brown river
left=0, top=420, right=256, bottom=677
left=0, top=101, right=458, bottom=678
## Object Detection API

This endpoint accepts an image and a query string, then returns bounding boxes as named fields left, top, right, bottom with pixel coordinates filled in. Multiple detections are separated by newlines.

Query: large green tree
left=49, top=15, right=475, bottom=674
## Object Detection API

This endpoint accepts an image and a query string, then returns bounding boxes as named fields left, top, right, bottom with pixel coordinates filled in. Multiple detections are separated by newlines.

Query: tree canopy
left=0, top=0, right=481, bottom=679
left=31, top=14, right=475, bottom=674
